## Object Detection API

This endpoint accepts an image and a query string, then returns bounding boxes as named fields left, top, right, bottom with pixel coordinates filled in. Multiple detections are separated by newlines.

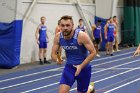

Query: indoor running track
left=0, top=48, right=140, bottom=93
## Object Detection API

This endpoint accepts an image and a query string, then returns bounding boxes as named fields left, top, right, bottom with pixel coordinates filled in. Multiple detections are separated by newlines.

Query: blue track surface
left=0, top=48, right=140, bottom=93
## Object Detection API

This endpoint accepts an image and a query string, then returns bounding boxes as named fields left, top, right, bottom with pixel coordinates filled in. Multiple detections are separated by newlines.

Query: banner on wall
left=0, top=20, right=23, bottom=68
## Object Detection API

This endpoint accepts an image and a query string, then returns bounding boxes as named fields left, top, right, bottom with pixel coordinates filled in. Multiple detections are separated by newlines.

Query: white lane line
left=99, top=74, right=140, bottom=91
left=0, top=67, right=63, bottom=83
left=0, top=74, right=61, bottom=90
left=21, top=59, right=140, bottom=93
left=94, top=67, right=140, bottom=83
left=92, top=67, right=140, bottom=70
left=0, top=51, right=133, bottom=83
left=21, top=82, right=59, bottom=93
left=0, top=55, right=134, bottom=90
left=91, top=59, right=140, bottom=74
left=91, top=56, right=131, bottom=67
left=104, top=77, right=140, bottom=93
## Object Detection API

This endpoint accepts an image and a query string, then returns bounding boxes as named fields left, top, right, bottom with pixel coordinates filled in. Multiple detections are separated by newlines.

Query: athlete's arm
left=51, top=33, right=61, bottom=62
left=46, top=28, right=49, bottom=43
left=74, top=32, right=96, bottom=76
left=116, top=21, right=119, bottom=27
left=35, top=25, right=40, bottom=44
left=79, top=32, right=96, bottom=69
left=100, top=29, right=102, bottom=42
left=55, top=26, right=60, bottom=35
left=104, top=24, right=108, bottom=39
left=92, top=25, right=96, bottom=40
left=114, top=23, right=118, bottom=33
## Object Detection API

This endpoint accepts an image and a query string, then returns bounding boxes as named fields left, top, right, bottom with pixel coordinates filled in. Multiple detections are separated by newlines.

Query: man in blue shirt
left=104, top=17, right=118, bottom=56
left=76, top=19, right=86, bottom=32
left=51, top=15, right=96, bottom=93
left=92, top=20, right=102, bottom=57
left=35, top=16, right=50, bottom=65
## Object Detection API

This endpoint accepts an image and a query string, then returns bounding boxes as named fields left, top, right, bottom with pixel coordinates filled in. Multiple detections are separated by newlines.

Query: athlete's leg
left=133, top=44, right=140, bottom=57
left=39, top=48, right=44, bottom=64
left=110, top=42, right=113, bottom=55
left=59, top=84, right=71, bottom=93
left=59, top=64, right=75, bottom=93
left=43, top=48, right=47, bottom=58
left=108, top=42, right=113, bottom=55
left=94, top=44, right=98, bottom=54
left=87, top=82, right=95, bottom=93
left=77, top=65, right=91, bottom=93
left=106, top=42, right=109, bottom=54
left=115, top=36, right=119, bottom=51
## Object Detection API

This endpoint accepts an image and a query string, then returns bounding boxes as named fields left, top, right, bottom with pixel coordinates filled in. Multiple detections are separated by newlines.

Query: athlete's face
left=107, top=20, right=110, bottom=24
left=110, top=18, right=113, bottom=23
left=79, top=21, right=83, bottom=25
left=41, top=17, right=46, bottom=24
left=60, top=19, right=74, bottom=36
left=113, top=17, right=117, bottom=21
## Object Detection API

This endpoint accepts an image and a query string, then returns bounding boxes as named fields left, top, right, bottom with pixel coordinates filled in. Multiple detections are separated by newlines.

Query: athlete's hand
left=37, top=40, right=40, bottom=45
left=56, top=52, right=63, bottom=65
left=105, top=36, right=107, bottom=39
left=57, top=59, right=63, bottom=65
left=100, top=39, right=102, bottom=43
left=133, top=50, right=140, bottom=57
left=73, top=65, right=82, bottom=76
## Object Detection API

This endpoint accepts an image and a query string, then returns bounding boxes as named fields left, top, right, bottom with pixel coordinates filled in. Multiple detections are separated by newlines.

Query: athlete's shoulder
left=78, top=30, right=87, bottom=38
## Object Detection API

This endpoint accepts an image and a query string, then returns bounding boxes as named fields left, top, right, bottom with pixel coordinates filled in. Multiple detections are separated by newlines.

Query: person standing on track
left=51, top=15, right=96, bottom=93
left=113, top=16, right=120, bottom=51
left=76, top=19, right=86, bottom=32
left=104, top=17, right=118, bottom=56
left=104, top=19, right=110, bottom=55
left=35, top=16, right=50, bottom=65
left=92, top=20, right=102, bottom=57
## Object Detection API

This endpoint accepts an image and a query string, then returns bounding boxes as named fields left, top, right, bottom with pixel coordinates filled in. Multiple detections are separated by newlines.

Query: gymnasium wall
left=0, top=0, right=16, bottom=22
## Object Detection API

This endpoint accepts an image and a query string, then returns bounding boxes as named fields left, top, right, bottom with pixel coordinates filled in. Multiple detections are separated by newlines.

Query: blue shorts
left=107, top=35, right=114, bottom=42
left=39, top=41, right=47, bottom=48
left=60, top=64, right=91, bottom=92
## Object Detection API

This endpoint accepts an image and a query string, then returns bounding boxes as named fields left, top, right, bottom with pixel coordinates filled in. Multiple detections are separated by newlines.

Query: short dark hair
left=60, top=15, right=73, bottom=23
left=113, top=16, right=117, bottom=18
left=79, top=19, right=83, bottom=22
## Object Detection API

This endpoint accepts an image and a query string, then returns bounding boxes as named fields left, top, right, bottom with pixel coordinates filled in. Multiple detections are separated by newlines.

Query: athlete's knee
left=59, top=88, right=68, bottom=93
left=59, top=85, right=70, bottom=93
left=39, top=49, right=43, bottom=53
left=43, top=49, right=47, bottom=53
